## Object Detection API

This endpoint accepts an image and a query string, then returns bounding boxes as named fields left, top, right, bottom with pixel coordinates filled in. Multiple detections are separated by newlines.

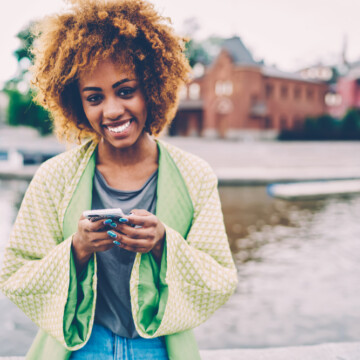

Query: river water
left=0, top=180, right=360, bottom=355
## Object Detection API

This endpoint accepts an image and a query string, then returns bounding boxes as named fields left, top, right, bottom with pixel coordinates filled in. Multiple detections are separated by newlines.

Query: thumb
left=129, top=209, right=151, bottom=216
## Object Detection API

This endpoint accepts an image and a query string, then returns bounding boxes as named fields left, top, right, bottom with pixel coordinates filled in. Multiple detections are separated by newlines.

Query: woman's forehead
left=78, top=58, right=136, bottom=86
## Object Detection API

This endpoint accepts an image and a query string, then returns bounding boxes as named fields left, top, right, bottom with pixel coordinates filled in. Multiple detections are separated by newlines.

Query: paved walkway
left=2, top=341, right=360, bottom=360
left=163, top=137, right=360, bottom=184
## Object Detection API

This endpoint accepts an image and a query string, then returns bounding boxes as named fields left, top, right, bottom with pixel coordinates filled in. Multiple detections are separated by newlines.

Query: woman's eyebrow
left=82, top=78, right=136, bottom=92
left=82, top=86, right=102, bottom=92
left=112, top=78, right=136, bottom=88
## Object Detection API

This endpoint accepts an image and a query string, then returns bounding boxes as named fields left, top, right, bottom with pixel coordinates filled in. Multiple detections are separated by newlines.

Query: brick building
left=171, top=37, right=328, bottom=138
left=327, top=64, right=360, bottom=118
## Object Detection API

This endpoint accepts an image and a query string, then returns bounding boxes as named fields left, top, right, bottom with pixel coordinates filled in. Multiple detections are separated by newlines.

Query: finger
left=130, top=209, right=151, bottom=216
left=126, top=214, right=157, bottom=228
left=86, top=231, right=115, bottom=242
left=80, top=230, right=120, bottom=242
left=117, top=209, right=151, bottom=226
left=117, top=224, right=155, bottom=239
left=114, top=240, right=149, bottom=253
left=106, top=229, right=133, bottom=241
left=102, top=218, right=118, bottom=229
left=83, top=218, right=108, bottom=232
left=116, top=234, right=150, bottom=251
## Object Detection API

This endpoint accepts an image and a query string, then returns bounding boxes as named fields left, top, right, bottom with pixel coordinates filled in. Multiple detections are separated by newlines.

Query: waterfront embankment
left=1, top=134, right=360, bottom=184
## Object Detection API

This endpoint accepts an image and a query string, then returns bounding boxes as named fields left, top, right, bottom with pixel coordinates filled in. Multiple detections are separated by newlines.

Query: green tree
left=185, top=39, right=211, bottom=68
left=2, top=23, right=52, bottom=135
left=184, top=36, right=226, bottom=68
left=341, top=108, right=360, bottom=140
left=316, top=114, right=337, bottom=140
left=303, top=117, right=317, bottom=139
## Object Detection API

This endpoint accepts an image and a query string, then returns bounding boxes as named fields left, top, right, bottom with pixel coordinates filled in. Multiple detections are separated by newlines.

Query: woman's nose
left=103, top=98, right=125, bottom=120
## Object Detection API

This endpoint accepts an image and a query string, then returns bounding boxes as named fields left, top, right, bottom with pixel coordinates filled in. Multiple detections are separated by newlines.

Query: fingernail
left=110, top=222, right=117, bottom=228
left=107, top=230, right=117, bottom=239
left=104, top=219, right=112, bottom=225
left=113, top=240, right=120, bottom=245
left=119, top=218, right=128, bottom=223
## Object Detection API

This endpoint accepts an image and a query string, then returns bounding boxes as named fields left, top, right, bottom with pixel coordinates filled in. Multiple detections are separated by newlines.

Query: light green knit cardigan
left=0, top=140, right=238, bottom=360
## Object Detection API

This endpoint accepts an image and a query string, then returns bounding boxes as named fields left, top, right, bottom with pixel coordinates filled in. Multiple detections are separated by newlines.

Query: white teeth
left=107, top=120, right=131, bottom=133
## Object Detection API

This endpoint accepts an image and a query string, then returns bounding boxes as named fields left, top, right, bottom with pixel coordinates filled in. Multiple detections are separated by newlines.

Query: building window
left=215, top=80, right=233, bottom=96
left=189, top=83, right=201, bottom=100
left=306, top=88, right=314, bottom=101
left=265, top=84, right=273, bottom=99
left=179, top=85, right=187, bottom=100
left=280, top=85, right=288, bottom=99
left=294, top=86, right=302, bottom=100
left=325, top=93, right=342, bottom=106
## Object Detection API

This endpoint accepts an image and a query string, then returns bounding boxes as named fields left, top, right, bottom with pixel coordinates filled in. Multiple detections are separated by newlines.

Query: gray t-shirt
left=92, top=167, right=158, bottom=338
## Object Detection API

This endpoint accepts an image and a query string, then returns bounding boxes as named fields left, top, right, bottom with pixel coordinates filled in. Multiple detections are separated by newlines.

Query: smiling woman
left=30, top=0, right=190, bottom=143
left=0, top=1, right=238, bottom=360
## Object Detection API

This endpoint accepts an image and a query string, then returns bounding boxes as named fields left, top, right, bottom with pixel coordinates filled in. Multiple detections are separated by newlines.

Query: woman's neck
left=95, top=132, right=159, bottom=190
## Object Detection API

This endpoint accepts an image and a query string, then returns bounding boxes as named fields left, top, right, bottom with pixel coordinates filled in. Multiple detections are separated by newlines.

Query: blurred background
left=0, top=0, right=360, bottom=356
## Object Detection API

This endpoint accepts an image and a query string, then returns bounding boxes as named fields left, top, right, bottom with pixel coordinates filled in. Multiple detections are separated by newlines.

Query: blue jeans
left=70, top=323, right=168, bottom=360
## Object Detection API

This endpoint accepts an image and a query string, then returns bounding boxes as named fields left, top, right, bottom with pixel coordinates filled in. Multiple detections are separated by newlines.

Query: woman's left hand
left=112, top=209, right=165, bottom=263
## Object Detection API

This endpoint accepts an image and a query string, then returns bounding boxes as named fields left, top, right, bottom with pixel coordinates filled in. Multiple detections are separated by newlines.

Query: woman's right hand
left=72, top=215, right=115, bottom=270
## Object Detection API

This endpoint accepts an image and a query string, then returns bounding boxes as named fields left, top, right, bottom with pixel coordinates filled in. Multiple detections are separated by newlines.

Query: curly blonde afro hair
left=31, top=0, right=191, bottom=142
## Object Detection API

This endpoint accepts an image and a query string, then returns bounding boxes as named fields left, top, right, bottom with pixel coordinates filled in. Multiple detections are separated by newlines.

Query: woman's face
left=78, top=59, right=148, bottom=151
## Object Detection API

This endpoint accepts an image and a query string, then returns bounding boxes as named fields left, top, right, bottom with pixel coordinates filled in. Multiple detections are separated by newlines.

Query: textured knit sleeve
left=0, top=156, right=95, bottom=350
left=130, top=157, right=238, bottom=338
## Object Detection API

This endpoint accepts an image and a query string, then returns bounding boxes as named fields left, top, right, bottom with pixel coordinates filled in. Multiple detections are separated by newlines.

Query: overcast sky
left=0, top=0, right=359, bottom=87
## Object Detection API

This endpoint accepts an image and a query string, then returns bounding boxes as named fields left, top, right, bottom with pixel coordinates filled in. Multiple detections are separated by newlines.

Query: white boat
left=267, top=179, right=360, bottom=200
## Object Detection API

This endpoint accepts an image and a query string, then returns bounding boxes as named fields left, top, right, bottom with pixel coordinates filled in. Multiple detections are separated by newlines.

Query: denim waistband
left=70, top=323, right=168, bottom=360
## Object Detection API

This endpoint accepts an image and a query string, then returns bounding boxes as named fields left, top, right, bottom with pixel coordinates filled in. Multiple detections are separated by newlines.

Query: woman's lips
left=105, top=119, right=133, bottom=133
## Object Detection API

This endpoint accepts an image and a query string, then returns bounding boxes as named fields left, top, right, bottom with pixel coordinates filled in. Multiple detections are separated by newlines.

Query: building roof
left=208, top=36, right=326, bottom=84
left=222, top=36, right=258, bottom=65
left=262, top=66, right=324, bottom=84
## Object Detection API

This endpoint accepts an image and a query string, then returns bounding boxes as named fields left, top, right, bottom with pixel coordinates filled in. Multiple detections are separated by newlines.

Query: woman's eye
left=86, top=94, right=103, bottom=103
left=118, top=87, right=136, bottom=97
